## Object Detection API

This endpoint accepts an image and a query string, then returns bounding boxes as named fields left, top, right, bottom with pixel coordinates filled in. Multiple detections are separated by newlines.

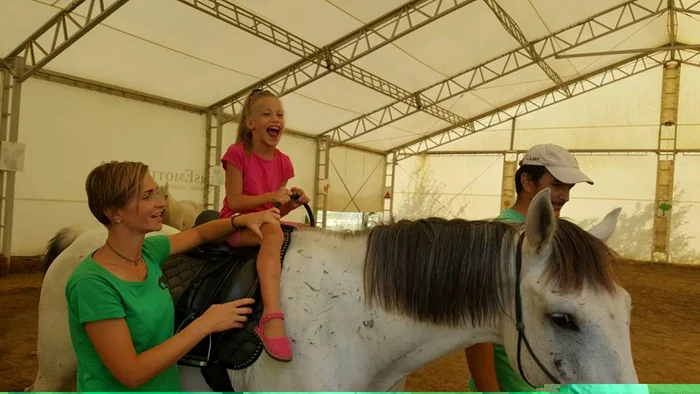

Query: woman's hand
left=195, top=298, right=255, bottom=334
left=236, top=208, right=281, bottom=239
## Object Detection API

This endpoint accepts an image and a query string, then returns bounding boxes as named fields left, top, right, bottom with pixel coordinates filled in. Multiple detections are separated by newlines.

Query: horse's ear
left=586, top=207, right=621, bottom=242
left=524, top=188, right=556, bottom=255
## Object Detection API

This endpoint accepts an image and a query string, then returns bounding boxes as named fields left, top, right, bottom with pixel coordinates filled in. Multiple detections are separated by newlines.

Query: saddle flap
left=168, top=225, right=296, bottom=371
left=216, top=253, right=259, bottom=303
left=176, top=260, right=234, bottom=317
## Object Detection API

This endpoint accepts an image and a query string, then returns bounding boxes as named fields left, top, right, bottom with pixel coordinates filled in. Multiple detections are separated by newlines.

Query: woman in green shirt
left=65, top=160, right=281, bottom=391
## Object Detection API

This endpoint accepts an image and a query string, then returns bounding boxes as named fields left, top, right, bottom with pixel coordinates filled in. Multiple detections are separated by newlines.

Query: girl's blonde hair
left=85, top=161, right=149, bottom=225
left=236, top=88, right=278, bottom=151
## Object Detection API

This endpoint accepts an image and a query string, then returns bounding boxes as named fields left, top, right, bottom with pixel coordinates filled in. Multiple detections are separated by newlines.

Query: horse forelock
left=543, top=218, right=618, bottom=294
left=362, top=217, right=517, bottom=328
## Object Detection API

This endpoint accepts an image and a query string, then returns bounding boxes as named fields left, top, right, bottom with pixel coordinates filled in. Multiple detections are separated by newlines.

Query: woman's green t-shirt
left=65, top=234, right=179, bottom=392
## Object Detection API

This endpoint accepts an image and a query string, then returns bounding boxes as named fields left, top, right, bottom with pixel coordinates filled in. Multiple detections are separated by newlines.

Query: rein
left=514, top=232, right=561, bottom=387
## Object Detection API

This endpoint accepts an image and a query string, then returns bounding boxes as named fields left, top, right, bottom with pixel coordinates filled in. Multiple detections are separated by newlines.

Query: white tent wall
left=12, top=77, right=206, bottom=255
left=326, top=147, right=385, bottom=213
left=671, top=64, right=700, bottom=265
left=393, top=154, right=503, bottom=220
left=392, top=65, right=700, bottom=265
left=556, top=154, right=658, bottom=262
left=671, top=154, right=700, bottom=264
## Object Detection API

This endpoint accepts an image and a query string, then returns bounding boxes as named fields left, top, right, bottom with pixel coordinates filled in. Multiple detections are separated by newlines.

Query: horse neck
left=167, top=193, right=179, bottom=205
left=276, top=229, right=505, bottom=390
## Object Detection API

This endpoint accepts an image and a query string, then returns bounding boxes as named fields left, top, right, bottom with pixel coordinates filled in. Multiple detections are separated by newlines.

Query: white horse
left=28, top=189, right=638, bottom=391
left=156, top=182, right=205, bottom=230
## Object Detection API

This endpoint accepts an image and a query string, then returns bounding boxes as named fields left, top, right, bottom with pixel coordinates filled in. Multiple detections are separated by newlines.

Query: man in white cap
left=465, top=143, right=594, bottom=392
left=508, top=143, right=593, bottom=219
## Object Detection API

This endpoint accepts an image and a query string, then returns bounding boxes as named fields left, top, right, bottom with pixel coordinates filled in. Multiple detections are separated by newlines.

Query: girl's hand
left=270, top=187, right=292, bottom=205
left=196, top=298, right=255, bottom=334
left=289, top=187, right=310, bottom=207
left=237, top=208, right=281, bottom=239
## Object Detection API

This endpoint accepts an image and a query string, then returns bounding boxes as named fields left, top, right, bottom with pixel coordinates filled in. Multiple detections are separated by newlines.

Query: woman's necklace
left=105, top=241, right=141, bottom=265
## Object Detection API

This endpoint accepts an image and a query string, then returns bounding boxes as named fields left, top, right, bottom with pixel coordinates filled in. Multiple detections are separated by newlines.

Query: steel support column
left=501, top=156, right=517, bottom=213
left=382, top=152, right=397, bottom=223
left=213, top=107, right=224, bottom=210
left=668, top=0, right=678, bottom=60
left=203, top=107, right=224, bottom=210
left=500, top=118, right=517, bottom=212
left=0, top=57, right=24, bottom=275
left=652, top=60, right=680, bottom=262
left=0, top=68, right=9, bottom=275
left=314, top=136, right=330, bottom=228
left=203, top=111, right=213, bottom=208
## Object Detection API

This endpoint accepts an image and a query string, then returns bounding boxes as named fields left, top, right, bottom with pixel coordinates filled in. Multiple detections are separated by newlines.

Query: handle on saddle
left=272, top=193, right=315, bottom=228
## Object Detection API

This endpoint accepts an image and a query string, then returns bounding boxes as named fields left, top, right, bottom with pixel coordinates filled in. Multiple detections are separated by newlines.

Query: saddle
left=160, top=210, right=295, bottom=391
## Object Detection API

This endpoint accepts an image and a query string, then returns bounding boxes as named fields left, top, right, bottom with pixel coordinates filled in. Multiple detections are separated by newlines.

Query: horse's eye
left=549, top=313, right=579, bottom=331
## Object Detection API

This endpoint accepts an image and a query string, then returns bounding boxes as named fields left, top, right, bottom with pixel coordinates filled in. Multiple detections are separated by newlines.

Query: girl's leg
left=256, top=223, right=286, bottom=338
left=225, top=224, right=290, bottom=360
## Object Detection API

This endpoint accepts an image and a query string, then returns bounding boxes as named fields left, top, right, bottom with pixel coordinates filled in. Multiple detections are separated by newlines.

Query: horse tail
left=43, top=226, right=84, bottom=273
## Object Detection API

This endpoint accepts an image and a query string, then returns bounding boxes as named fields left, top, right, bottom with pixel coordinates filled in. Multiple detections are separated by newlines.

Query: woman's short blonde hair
left=85, top=161, right=149, bottom=225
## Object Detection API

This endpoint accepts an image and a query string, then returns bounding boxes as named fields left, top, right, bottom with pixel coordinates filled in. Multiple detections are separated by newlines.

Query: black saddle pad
left=160, top=225, right=295, bottom=370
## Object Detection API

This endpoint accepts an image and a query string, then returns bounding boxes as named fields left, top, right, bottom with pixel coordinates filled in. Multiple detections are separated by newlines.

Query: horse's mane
left=363, top=217, right=516, bottom=328
left=362, top=216, right=618, bottom=328
left=543, top=218, right=618, bottom=294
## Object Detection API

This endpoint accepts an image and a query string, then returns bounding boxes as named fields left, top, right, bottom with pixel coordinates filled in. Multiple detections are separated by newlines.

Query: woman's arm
left=85, top=316, right=208, bottom=388
left=464, top=343, right=501, bottom=392
left=84, top=299, right=253, bottom=389
left=167, top=208, right=281, bottom=256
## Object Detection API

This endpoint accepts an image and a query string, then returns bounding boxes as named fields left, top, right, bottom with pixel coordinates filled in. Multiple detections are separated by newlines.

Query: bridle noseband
left=514, top=232, right=561, bottom=388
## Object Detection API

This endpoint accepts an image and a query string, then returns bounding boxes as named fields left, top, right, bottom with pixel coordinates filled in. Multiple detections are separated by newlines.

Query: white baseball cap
left=520, top=144, right=594, bottom=185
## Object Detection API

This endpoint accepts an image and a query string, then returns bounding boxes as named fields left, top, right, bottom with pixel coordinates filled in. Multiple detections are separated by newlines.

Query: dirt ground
left=1, top=258, right=699, bottom=392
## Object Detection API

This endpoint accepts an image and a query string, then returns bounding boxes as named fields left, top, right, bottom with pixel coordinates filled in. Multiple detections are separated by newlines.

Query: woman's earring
left=113, top=217, right=122, bottom=224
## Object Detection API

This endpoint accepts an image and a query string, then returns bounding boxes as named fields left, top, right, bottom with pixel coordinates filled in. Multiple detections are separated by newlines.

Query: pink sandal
left=253, top=312, right=293, bottom=362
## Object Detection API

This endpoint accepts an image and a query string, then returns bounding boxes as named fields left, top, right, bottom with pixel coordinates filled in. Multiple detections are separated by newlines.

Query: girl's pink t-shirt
left=219, top=143, right=295, bottom=218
